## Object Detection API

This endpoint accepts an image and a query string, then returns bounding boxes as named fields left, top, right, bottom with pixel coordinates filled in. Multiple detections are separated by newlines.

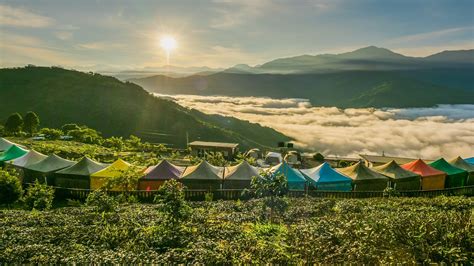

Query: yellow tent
left=90, top=159, right=132, bottom=190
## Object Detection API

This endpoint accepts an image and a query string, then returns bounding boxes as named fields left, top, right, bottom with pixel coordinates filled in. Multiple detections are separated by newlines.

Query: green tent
left=0, top=145, right=29, bottom=164
left=372, top=160, right=421, bottom=191
left=180, top=161, right=224, bottom=190
left=0, top=137, right=15, bottom=152
left=448, top=157, right=474, bottom=186
left=429, top=158, right=468, bottom=188
left=24, top=154, right=75, bottom=185
left=338, top=162, right=389, bottom=191
left=55, top=157, right=107, bottom=189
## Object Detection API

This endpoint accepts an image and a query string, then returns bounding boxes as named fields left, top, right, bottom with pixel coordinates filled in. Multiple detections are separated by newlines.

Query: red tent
left=401, top=159, right=446, bottom=190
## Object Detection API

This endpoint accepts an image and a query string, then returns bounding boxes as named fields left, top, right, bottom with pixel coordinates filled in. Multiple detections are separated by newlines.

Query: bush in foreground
left=23, top=181, right=54, bottom=210
left=0, top=169, right=23, bottom=207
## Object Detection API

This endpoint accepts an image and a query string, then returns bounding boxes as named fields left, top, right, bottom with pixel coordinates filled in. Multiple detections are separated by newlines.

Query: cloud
left=157, top=94, right=474, bottom=159
left=210, top=0, right=274, bottom=29
left=0, top=4, right=54, bottom=28
left=387, top=26, right=474, bottom=45
left=55, top=31, right=73, bottom=41
left=77, top=42, right=124, bottom=50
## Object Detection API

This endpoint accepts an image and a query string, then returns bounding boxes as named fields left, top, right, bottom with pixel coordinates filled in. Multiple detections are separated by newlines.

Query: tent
left=337, top=162, right=389, bottom=191
left=429, top=158, right=468, bottom=188
left=0, top=145, right=29, bottom=163
left=223, top=161, right=261, bottom=189
left=300, top=162, right=352, bottom=191
left=55, top=157, right=107, bottom=189
left=0, top=137, right=15, bottom=152
left=401, top=159, right=446, bottom=190
left=270, top=162, right=307, bottom=190
left=24, top=154, right=75, bottom=185
left=465, top=157, right=474, bottom=165
left=372, top=160, right=421, bottom=191
left=265, top=152, right=283, bottom=166
left=90, top=159, right=133, bottom=190
left=8, top=150, right=47, bottom=168
left=448, top=157, right=474, bottom=186
left=138, top=160, right=185, bottom=190
left=180, top=160, right=224, bottom=190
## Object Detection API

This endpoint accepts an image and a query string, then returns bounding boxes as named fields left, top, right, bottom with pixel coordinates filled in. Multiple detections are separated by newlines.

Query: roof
left=188, top=141, right=238, bottom=149
left=225, top=161, right=260, bottom=180
left=372, top=160, right=420, bottom=180
left=26, top=154, right=75, bottom=173
left=401, top=159, right=446, bottom=177
left=56, top=157, right=107, bottom=176
left=270, top=162, right=306, bottom=183
left=142, top=160, right=185, bottom=180
left=300, top=162, right=352, bottom=184
left=8, top=150, right=47, bottom=168
left=359, top=154, right=433, bottom=165
left=429, top=158, right=467, bottom=176
left=181, top=160, right=223, bottom=180
left=0, top=138, right=15, bottom=151
left=465, top=157, right=474, bottom=165
left=448, top=157, right=474, bottom=172
left=90, top=159, right=132, bottom=178
left=0, top=145, right=29, bottom=162
left=337, top=162, right=389, bottom=181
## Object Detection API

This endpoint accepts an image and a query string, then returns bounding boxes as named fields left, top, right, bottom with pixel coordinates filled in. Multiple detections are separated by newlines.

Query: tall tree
left=23, top=111, right=40, bottom=135
left=4, top=113, right=23, bottom=134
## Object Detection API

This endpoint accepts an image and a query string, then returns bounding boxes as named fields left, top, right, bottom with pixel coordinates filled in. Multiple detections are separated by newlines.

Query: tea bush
left=0, top=169, right=23, bottom=207
left=22, top=181, right=54, bottom=210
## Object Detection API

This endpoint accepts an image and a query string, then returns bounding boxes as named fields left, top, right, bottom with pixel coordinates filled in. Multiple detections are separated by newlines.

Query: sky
left=0, top=0, right=473, bottom=70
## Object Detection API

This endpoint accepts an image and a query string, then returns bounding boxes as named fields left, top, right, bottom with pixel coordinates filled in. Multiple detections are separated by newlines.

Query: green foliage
left=0, top=169, right=23, bottom=206
left=204, top=152, right=228, bottom=167
left=103, top=166, right=143, bottom=193
left=39, top=128, right=63, bottom=140
left=103, top=136, right=124, bottom=151
left=313, top=152, right=325, bottom=162
left=68, top=127, right=102, bottom=144
left=383, top=187, right=400, bottom=198
left=204, top=192, right=214, bottom=202
left=23, top=181, right=55, bottom=210
left=153, top=180, right=190, bottom=224
left=251, top=171, right=289, bottom=223
left=4, top=112, right=23, bottom=134
left=235, top=152, right=257, bottom=166
left=85, top=190, right=118, bottom=212
left=23, top=111, right=40, bottom=135
left=61, top=123, right=81, bottom=134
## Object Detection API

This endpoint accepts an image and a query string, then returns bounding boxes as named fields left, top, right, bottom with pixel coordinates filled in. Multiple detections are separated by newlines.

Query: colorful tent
left=180, top=161, right=224, bottom=190
left=55, top=157, right=107, bottom=189
left=24, top=154, right=75, bottom=185
left=0, top=145, right=29, bottom=163
left=465, top=157, right=474, bottom=165
left=8, top=150, right=47, bottom=168
left=429, top=158, right=468, bottom=188
left=0, top=137, right=15, bottom=152
left=401, top=159, right=446, bottom=190
left=337, top=162, right=389, bottom=191
left=448, top=157, right=474, bottom=186
left=138, top=160, right=185, bottom=190
left=300, top=162, right=352, bottom=191
left=270, top=162, right=307, bottom=190
left=90, top=159, right=132, bottom=190
left=372, top=160, right=421, bottom=191
left=223, top=161, right=261, bottom=189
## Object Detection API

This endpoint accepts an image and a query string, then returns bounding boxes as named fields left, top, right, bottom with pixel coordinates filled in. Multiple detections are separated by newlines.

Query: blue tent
left=271, top=162, right=306, bottom=190
left=300, top=162, right=352, bottom=191
left=466, top=157, right=474, bottom=165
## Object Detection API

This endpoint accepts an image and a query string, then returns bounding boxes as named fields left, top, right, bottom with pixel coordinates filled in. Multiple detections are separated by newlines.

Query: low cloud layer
left=157, top=94, right=474, bottom=159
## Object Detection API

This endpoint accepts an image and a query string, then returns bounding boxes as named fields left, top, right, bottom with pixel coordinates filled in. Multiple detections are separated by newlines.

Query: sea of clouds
left=156, top=94, right=474, bottom=159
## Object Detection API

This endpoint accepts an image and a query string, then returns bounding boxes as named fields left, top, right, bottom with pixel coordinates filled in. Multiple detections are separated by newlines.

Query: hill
left=0, top=66, right=290, bottom=149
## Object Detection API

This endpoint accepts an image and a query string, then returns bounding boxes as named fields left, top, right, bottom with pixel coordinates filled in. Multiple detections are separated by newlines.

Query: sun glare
left=160, top=36, right=177, bottom=52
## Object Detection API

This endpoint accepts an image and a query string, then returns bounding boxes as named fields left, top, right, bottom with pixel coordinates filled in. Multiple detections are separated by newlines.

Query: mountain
left=99, top=65, right=223, bottom=80
left=0, top=66, right=290, bottom=149
left=424, top=49, right=474, bottom=64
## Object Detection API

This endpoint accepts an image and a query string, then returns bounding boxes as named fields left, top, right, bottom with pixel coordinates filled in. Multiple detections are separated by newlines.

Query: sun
left=160, top=35, right=177, bottom=53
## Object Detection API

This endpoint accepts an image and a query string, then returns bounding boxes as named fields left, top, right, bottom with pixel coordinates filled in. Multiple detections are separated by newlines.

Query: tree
left=61, top=123, right=80, bottom=134
left=204, top=152, right=228, bottom=167
left=313, top=153, right=325, bottom=162
left=153, top=179, right=190, bottom=224
left=103, top=136, right=124, bottom=151
left=23, top=111, right=40, bottom=135
left=251, top=171, right=289, bottom=223
left=0, top=169, right=23, bottom=207
left=68, top=127, right=102, bottom=144
left=4, top=113, right=23, bottom=134
left=39, top=128, right=63, bottom=140
left=103, top=166, right=143, bottom=195
left=23, top=180, right=55, bottom=210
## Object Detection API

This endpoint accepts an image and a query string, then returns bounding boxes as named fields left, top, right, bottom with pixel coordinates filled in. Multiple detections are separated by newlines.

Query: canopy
left=0, top=137, right=15, bottom=152
left=138, top=160, right=186, bottom=190
left=8, top=150, right=47, bottom=168
left=223, top=161, right=261, bottom=189
left=300, top=162, right=352, bottom=191
left=270, top=161, right=307, bottom=190
left=0, top=145, right=29, bottom=162
left=401, top=159, right=446, bottom=190
left=90, top=159, right=132, bottom=190
left=465, top=157, right=474, bottom=165
left=429, top=158, right=468, bottom=188
left=180, top=161, right=223, bottom=190
left=265, top=152, right=283, bottom=165
left=448, top=157, right=474, bottom=186
left=55, top=157, right=107, bottom=189
left=24, top=154, right=75, bottom=185
left=372, top=160, right=421, bottom=191
left=337, top=162, right=389, bottom=191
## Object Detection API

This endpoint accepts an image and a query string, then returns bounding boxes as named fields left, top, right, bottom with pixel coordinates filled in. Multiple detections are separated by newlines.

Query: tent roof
left=337, top=162, right=389, bottom=181
left=56, top=157, right=107, bottom=176
left=270, top=162, right=306, bottom=183
left=225, top=161, right=260, bottom=180
left=401, top=159, right=445, bottom=177
left=372, top=160, right=420, bottom=180
left=429, top=158, right=467, bottom=175
left=448, top=157, right=474, bottom=172
left=142, top=160, right=185, bottom=180
left=181, top=160, right=223, bottom=180
left=9, top=150, right=47, bottom=168
left=26, top=154, right=75, bottom=173
left=0, top=138, right=15, bottom=151
left=90, top=159, right=132, bottom=178
left=465, top=157, right=474, bottom=165
left=300, top=162, right=352, bottom=184
left=0, top=145, right=29, bottom=162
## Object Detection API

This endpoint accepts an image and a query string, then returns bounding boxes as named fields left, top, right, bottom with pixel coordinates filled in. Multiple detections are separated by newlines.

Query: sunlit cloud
left=0, top=4, right=54, bottom=28
left=210, top=0, right=274, bottom=29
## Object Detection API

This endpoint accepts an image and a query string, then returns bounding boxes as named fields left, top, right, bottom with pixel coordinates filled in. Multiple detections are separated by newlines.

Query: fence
left=53, top=185, right=474, bottom=202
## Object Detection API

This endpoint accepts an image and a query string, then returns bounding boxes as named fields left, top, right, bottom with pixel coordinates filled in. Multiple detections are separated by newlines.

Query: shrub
left=23, top=181, right=55, bottom=210
left=39, top=128, right=63, bottom=140
left=0, top=169, right=23, bottom=207
left=85, top=190, right=118, bottom=212
left=251, top=171, right=289, bottom=223
left=153, top=180, right=191, bottom=224
left=204, top=192, right=214, bottom=202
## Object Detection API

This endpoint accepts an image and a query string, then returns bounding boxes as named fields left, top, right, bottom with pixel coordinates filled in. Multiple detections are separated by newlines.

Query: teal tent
left=466, top=157, right=474, bottom=165
left=270, top=162, right=306, bottom=190
left=429, top=158, right=468, bottom=188
left=0, top=138, right=15, bottom=152
left=55, top=157, right=107, bottom=189
left=300, top=162, right=352, bottom=191
left=24, top=154, right=75, bottom=185
left=0, top=145, right=29, bottom=164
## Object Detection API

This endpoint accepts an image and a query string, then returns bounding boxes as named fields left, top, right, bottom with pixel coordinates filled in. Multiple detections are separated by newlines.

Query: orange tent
left=401, top=159, right=446, bottom=190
